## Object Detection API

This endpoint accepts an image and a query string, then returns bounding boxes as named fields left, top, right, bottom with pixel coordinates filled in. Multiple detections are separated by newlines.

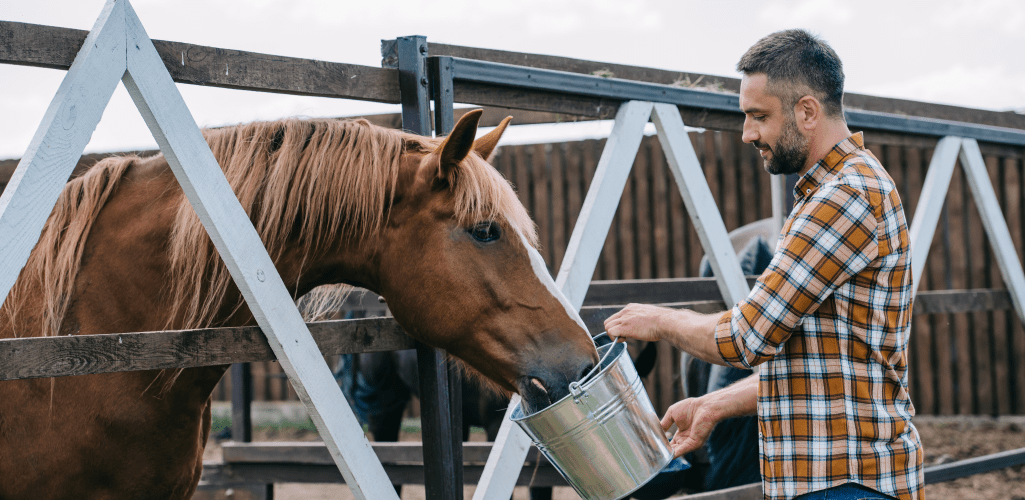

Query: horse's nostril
left=530, top=377, right=548, bottom=394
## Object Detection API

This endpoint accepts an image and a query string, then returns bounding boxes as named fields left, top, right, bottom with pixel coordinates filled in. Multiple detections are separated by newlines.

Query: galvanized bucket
left=511, top=341, right=673, bottom=500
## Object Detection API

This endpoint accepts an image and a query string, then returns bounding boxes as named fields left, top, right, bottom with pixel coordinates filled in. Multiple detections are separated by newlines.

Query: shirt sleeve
left=715, top=182, right=879, bottom=369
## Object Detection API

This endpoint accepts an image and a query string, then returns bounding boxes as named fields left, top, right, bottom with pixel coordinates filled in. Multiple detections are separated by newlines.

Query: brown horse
left=0, top=110, right=598, bottom=499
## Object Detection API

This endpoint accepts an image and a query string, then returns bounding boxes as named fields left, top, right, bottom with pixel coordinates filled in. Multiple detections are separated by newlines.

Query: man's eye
left=468, top=222, right=501, bottom=243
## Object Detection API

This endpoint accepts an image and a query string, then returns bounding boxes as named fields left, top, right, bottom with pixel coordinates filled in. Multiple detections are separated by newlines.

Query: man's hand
left=661, top=374, right=759, bottom=457
left=661, top=397, right=718, bottom=458
left=604, top=303, right=677, bottom=343
left=605, top=304, right=725, bottom=364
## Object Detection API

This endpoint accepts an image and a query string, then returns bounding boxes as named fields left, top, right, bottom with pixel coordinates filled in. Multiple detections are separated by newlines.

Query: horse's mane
left=5, top=116, right=537, bottom=337
left=2, top=157, right=134, bottom=338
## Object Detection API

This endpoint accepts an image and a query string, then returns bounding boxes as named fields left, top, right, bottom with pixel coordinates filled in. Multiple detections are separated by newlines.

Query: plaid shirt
left=715, top=133, right=923, bottom=499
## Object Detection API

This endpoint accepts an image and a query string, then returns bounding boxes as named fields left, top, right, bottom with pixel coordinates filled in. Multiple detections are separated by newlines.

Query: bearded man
left=606, top=29, right=923, bottom=500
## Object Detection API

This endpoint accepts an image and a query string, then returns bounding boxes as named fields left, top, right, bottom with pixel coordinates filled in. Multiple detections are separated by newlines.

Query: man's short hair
left=737, top=29, right=845, bottom=118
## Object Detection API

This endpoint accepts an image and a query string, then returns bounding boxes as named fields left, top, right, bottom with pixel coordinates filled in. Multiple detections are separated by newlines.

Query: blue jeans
left=793, top=483, right=897, bottom=500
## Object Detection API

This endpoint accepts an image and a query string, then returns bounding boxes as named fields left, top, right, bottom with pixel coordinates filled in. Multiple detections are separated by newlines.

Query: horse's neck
left=102, top=157, right=385, bottom=327
left=63, top=159, right=184, bottom=335
left=69, top=158, right=235, bottom=394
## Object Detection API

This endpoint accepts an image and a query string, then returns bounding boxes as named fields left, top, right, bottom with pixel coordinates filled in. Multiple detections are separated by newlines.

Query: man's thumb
left=661, top=413, right=675, bottom=432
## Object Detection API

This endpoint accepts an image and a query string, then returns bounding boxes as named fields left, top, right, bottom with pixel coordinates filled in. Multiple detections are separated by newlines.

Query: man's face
left=739, top=73, right=809, bottom=175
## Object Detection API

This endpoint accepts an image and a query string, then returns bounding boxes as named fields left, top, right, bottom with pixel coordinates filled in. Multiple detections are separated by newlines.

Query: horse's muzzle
left=516, top=359, right=596, bottom=415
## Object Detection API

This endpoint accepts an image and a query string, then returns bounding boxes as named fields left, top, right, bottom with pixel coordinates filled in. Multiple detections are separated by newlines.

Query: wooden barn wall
left=5, top=130, right=1023, bottom=416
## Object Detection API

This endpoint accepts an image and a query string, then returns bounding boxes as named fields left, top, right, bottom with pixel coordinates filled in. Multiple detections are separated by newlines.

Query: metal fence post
left=230, top=363, right=253, bottom=442
left=429, top=53, right=465, bottom=487
left=397, top=35, right=463, bottom=500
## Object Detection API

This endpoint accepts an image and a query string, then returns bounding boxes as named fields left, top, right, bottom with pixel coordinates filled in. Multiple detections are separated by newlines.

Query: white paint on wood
left=555, top=100, right=653, bottom=308
left=907, top=136, right=962, bottom=293
left=770, top=174, right=787, bottom=239
left=0, top=0, right=126, bottom=308
left=651, top=103, right=749, bottom=305
left=958, top=139, right=1025, bottom=323
left=470, top=395, right=533, bottom=500
left=907, top=136, right=1025, bottom=323
left=116, top=3, right=397, bottom=498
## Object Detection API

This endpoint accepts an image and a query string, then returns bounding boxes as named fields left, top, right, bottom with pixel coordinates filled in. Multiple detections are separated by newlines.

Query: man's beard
left=760, top=115, right=809, bottom=175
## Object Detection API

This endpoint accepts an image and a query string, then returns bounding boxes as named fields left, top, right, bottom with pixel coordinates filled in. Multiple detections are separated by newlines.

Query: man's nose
left=741, top=117, right=757, bottom=144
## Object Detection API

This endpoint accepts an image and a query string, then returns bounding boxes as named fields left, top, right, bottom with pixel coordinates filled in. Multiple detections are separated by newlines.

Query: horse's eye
left=468, top=222, right=501, bottom=243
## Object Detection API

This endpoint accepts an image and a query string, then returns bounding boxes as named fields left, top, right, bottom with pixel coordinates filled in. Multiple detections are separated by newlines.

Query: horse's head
left=375, top=110, right=599, bottom=413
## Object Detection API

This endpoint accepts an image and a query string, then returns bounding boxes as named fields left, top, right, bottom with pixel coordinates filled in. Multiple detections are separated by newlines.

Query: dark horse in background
left=0, top=110, right=599, bottom=499
left=336, top=345, right=508, bottom=442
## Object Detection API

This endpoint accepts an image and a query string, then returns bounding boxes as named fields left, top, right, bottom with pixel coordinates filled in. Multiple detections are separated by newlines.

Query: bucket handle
left=570, top=337, right=620, bottom=401
left=569, top=380, right=585, bottom=399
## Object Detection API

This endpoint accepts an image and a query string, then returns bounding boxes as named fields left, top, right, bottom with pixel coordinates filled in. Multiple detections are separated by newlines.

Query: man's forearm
left=660, top=308, right=730, bottom=366
left=660, top=371, right=758, bottom=457
left=702, top=372, right=758, bottom=419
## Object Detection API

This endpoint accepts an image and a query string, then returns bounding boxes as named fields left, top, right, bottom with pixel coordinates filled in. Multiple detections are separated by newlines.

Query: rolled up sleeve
left=716, top=182, right=879, bottom=369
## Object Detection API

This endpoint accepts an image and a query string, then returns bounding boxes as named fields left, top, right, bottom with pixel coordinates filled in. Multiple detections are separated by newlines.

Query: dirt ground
left=203, top=418, right=1025, bottom=500
left=916, top=418, right=1025, bottom=500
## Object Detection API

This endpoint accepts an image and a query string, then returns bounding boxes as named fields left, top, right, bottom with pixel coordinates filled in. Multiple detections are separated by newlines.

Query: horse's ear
left=473, top=115, right=512, bottom=162
left=438, top=109, right=483, bottom=182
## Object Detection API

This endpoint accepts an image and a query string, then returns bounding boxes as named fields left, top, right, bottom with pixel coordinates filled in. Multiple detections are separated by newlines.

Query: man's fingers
left=603, top=314, right=623, bottom=334
left=672, top=438, right=697, bottom=459
left=660, top=413, right=674, bottom=431
left=671, top=436, right=703, bottom=458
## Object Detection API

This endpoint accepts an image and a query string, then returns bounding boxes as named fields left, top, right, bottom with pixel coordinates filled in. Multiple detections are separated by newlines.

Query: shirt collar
left=793, top=132, right=865, bottom=203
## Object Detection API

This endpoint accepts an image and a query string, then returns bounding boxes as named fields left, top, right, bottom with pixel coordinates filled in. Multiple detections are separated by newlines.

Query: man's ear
left=794, top=95, right=821, bottom=131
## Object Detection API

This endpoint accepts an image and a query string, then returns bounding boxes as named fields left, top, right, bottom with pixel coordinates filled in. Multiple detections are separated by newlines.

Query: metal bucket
left=511, top=341, right=673, bottom=500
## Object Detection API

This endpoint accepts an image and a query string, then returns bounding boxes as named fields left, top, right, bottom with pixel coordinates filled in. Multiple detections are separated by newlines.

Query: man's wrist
left=652, top=307, right=677, bottom=342
left=698, top=389, right=730, bottom=424
left=700, top=374, right=759, bottom=420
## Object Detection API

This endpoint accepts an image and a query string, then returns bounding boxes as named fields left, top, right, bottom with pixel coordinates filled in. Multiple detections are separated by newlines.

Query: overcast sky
left=1, top=0, right=1023, bottom=159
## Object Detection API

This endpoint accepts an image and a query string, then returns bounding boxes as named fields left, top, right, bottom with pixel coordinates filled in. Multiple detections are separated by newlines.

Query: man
left=605, top=29, right=923, bottom=500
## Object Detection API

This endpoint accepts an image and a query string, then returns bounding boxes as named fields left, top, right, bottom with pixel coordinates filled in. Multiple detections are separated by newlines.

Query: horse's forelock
left=442, top=149, right=539, bottom=250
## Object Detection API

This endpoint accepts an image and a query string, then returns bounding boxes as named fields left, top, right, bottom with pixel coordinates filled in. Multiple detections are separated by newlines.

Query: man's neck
left=797, top=118, right=853, bottom=177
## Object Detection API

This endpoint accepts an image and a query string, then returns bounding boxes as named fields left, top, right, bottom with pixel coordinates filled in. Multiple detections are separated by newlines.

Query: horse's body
left=0, top=111, right=598, bottom=499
